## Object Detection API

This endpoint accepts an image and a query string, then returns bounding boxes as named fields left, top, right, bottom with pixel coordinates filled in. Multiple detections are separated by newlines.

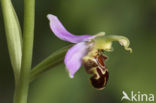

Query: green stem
left=30, top=45, right=72, bottom=82
left=14, top=0, right=35, bottom=103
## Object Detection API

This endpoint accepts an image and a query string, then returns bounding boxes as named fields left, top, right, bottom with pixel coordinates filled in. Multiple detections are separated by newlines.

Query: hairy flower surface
left=47, top=14, right=132, bottom=89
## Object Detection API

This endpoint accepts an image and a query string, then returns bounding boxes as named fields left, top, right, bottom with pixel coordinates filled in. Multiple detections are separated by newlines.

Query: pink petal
left=47, top=14, right=93, bottom=43
left=64, top=42, right=88, bottom=78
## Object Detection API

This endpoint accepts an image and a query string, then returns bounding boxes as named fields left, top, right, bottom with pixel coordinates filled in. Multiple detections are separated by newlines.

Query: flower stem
left=13, top=0, right=35, bottom=102
left=30, top=45, right=72, bottom=82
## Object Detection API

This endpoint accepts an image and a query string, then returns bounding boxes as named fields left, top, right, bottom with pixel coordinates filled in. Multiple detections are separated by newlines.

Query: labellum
left=83, top=49, right=109, bottom=90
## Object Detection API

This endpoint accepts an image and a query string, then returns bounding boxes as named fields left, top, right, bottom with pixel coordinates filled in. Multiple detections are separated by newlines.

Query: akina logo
left=121, top=91, right=154, bottom=102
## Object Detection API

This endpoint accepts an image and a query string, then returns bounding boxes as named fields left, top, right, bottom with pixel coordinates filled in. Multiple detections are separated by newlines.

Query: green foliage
left=1, top=0, right=22, bottom=83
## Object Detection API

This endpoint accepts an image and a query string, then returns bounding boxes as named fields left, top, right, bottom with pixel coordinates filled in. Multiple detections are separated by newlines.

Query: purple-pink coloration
left=47, top=14, right=93, bottom=43
left=47, top=14, right=94, bottom=78
left=64, top=42, right=88, bottom=78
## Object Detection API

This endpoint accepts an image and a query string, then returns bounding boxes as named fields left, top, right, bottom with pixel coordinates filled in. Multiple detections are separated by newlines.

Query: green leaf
left=1, top=0, right=22, bottom=82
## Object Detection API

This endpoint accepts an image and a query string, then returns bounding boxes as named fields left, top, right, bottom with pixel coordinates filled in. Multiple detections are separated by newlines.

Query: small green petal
left=94, top=34, right=132, bottom=53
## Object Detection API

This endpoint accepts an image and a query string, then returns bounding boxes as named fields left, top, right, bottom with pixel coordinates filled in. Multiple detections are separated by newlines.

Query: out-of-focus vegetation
left=0, top=0, right=156, bottom=103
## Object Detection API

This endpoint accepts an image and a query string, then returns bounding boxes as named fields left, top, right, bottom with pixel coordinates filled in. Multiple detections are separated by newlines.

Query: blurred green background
left=0, top=0, right=156, bottom=103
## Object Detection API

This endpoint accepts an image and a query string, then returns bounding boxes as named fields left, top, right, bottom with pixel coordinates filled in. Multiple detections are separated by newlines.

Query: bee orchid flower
left=47, top=14, right=132, bottom=90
